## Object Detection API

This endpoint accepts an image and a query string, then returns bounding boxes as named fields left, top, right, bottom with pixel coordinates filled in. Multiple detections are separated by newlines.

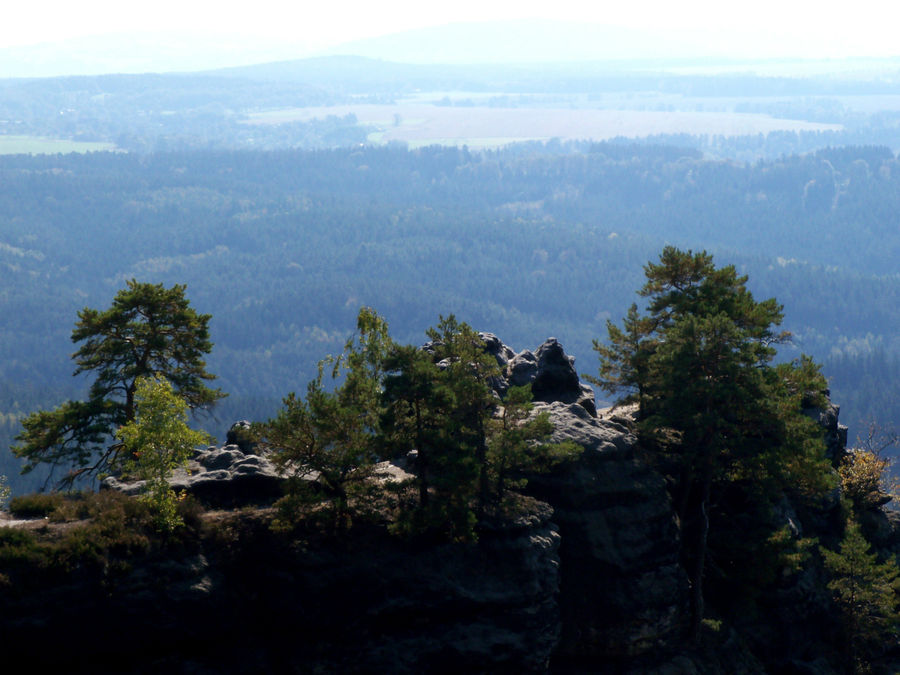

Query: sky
left=1, top=0, right=897, bottom=76
left=2, top=0, right=895, bottom=56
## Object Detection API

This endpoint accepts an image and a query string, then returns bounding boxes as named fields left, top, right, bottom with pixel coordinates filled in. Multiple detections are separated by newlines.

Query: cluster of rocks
left=102, top=421, right=282, bottom=507
left=479, top=333, right=598, bottom=416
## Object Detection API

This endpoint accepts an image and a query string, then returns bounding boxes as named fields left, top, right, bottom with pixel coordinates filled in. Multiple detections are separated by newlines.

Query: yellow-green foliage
left=840, top=450, right=894, bottom=512
left=115, top=375, right=211, bottom=533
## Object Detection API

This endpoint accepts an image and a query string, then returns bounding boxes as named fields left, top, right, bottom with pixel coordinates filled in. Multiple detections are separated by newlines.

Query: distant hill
left=0, top=31, right=312, bottom=79
left=318, top=19, right=701, bottom=64
left=4, top=19, right=886, bottom=80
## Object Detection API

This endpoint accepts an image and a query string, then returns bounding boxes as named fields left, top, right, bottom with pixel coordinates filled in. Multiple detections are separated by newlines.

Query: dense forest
left=3, top=141, right=900, bottom=492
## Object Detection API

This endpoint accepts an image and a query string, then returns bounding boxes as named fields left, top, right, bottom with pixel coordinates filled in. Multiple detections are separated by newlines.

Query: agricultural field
left=0, top=136, right=117, bottom=155
left=245, top=103, right=842, bottom=147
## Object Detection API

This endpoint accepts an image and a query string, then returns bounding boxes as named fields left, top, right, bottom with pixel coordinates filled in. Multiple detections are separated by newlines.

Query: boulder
left=479, top=331, right=517, bottom=367
left=508, top=349, right=538, bottom=388
left=531, top=338, right=597, bottom=417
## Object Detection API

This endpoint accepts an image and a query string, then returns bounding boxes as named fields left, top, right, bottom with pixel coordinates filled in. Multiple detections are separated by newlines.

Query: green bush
left=8, top=493, right=64, bottom=518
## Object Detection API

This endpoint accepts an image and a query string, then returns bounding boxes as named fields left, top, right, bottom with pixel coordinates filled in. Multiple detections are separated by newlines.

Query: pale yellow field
left=0, top=136, right=117, bottom=155
left=246, top=104, right=843, bottom=147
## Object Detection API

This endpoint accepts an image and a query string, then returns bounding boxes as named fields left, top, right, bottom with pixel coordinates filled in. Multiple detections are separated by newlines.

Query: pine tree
left=821, top=521, right=900, bottom=673
left=594, top=247, right=833, bottom=638
left=381, top=343, right=454, bottom=509
left=381, top=316, right=494, bottom=541
left=588, top=303, right=652, bottom=405
left=256, top=307, right=391, bottom=531
left=13, top=280, right=224, bottom=488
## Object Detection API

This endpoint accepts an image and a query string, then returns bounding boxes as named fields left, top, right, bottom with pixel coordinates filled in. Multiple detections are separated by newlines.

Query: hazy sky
left=3, top=0, right=897, bottom=59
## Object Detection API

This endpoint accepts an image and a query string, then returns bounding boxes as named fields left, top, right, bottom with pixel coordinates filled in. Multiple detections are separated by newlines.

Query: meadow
left=246, top=102, right=842, bottom=147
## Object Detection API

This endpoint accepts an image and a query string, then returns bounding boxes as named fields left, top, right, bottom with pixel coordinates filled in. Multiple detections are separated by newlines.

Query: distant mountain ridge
left=0, top=19, right=877, bottom=80
left=317, top=19, right=707, bottom=64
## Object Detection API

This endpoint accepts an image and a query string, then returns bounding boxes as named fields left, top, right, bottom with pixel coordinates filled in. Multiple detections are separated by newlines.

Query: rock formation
left=3, top=333, right=868, bottom=673
left=102, top=441, right=283, bottom=507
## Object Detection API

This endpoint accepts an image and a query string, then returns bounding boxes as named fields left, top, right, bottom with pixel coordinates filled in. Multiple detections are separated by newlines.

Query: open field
left=0, top=136, right=117, bottom=155
left=246, top=103, right=843, bottom=147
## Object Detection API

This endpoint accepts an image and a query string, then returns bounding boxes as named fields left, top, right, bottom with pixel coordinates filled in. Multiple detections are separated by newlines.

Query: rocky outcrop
left=525, top=401, right=689, bottom=668
left=803, top=391, right=848, bottom=464
left=31, top=332, right=861, bottom=673
left=474, top=337, right=689, bottom=665
left=492, top=335, right=598, bottom=417
left=102, top=443, right=283, bottom=507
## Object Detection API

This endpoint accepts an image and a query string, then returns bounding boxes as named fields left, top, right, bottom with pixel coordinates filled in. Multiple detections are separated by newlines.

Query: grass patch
left=0, top=491, right=206, bottom=595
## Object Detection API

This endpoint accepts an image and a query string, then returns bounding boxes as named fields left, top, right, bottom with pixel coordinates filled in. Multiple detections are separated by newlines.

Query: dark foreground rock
left=1, top=507, right=561, bottom=674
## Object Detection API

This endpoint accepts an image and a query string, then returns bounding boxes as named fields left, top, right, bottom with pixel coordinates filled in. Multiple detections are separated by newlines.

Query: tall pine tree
left=593, top=247, right=833, bottom=638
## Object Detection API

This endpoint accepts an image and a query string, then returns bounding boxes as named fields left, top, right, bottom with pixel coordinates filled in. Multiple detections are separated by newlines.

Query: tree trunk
left=689, top=460, right=712, bottom=641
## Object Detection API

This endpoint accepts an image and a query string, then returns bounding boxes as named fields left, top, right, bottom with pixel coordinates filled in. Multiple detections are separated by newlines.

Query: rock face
left=259, top=508, right=563, bottom=674
left=478, top=337, right=688, bottom=665
left=2, top=504, right=562, bottom=674
left=526, top=401, right=689, bottom=667
left=803, top=391, right=848, bottom=464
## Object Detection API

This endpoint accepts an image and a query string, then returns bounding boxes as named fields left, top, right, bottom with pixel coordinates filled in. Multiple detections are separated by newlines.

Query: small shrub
left=51, top=493, right=154, bottom=574
left=8, top=493, right=64, bottom=518
left=0, top=528, right=45, bottom=587
left=48, top=491, right=97, bottom=522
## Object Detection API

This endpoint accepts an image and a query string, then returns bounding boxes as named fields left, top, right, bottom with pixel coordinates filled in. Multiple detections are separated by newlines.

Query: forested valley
left=3, top=141, right=900, bottom=492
